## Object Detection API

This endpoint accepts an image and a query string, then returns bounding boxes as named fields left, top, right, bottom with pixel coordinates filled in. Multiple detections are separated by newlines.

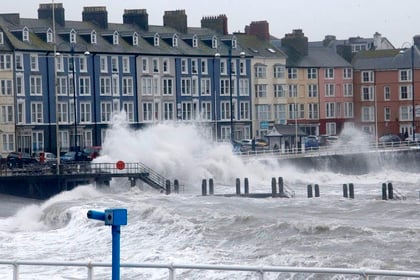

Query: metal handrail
left=1, top=260, right=420, bottom=279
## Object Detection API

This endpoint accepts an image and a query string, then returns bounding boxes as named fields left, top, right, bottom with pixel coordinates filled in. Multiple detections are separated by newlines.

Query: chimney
left=163, top=10, right=187, bottom=34
left=123, top=9, right=149, bottom=31
left=245, top=20, right=270, bottom=41
left=82, top=6, right=108, bottom=29
left=38, top=3, right=65, bottom=26
left=281, top=29, right=308, bottom=57
left=323, top=35, right=336, bottom=47
left=201, top=15, right=228, bottom=35
left=414, top=35, right=420, bottom=48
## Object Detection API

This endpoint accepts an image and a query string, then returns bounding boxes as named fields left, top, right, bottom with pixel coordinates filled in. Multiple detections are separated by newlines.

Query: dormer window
left=113, top=31, right=119, bottom=45
left=91, top=30, right=97, bottom=44
left=231, top=36, right=237, bottom=49
left=46, top=28, right=53, bottom=43
left=133, top=32, right=138, bottom=46
left=0, top=32, right=4, bottom=45
left=212, top=36, right=217, bottom=49
left=70, top=29, right=76, bottom=44
left=172, top=34, right=178, bottom=47
left=192, top=35, right=198, bottom=48
left=154, top=33, right=160, bottom=47
left=22, top=26, right=29, bottom=42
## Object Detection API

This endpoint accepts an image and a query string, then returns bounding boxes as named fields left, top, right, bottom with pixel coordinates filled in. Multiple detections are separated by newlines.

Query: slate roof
left=266, top=124, right=306, bottom=137
left=352, top=48, right=420, bottom=70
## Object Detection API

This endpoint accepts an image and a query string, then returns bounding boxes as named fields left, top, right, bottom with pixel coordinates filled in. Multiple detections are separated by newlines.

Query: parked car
left=60, top=151, right=91, bottom=163
left=83, top=146, right=102, bottom=160
left=33, top=151, right=57, bottom=164
left=6, top=152, right=38, bottom=168
left=379, top=134, right=402, bottom=146
left=304, top=136, right=319, bottom=150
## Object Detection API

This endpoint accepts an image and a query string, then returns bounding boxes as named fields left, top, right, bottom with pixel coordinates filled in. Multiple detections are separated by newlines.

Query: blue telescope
left=87, top=208, right=127, bottom=280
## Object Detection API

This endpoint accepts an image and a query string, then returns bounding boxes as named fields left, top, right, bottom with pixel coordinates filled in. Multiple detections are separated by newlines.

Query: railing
left=237, top=140, right=420, bottom=160
left=1, top=260, right=420, bottom=279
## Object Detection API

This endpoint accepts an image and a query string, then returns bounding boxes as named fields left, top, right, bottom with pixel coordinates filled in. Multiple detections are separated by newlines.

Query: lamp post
left=228, top=48, right=234, bottom=142
left=213, top=52, right=220, bottom=141
left=411, top=45, right=416, bottom=142
left=52, top=0, right=60, bottom=173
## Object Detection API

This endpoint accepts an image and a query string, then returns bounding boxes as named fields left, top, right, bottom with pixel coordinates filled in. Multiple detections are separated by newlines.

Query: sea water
left=1, top=115, right=420, bottom=279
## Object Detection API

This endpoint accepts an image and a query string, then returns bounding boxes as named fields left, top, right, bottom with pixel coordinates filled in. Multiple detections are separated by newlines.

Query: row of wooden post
left=165, top=179, right=179, bottom=195
left=382, top=182, right=394, bottom=200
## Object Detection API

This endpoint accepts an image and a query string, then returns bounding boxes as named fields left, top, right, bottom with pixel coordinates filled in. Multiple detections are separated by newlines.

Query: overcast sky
left=2, top=0, right=420, bottom=48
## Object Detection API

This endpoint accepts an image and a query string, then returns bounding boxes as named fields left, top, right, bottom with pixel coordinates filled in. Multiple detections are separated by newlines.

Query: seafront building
left=0, top=3, right=417, bottom=157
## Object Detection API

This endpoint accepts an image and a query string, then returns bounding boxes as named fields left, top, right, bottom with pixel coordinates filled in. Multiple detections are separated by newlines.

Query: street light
left=213, top=52, right=220, bottom=141
left=411, top=45, right=416, bottom=142
left=52, top=0, right=60, bottom=173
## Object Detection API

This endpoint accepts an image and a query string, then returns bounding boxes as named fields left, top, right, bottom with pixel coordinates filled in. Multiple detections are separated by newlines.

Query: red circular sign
left=116, top=160, right=125, bottom=170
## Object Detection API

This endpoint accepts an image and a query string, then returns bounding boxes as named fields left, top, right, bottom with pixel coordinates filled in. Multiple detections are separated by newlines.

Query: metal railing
left=1, top=260, right=420, bottom=279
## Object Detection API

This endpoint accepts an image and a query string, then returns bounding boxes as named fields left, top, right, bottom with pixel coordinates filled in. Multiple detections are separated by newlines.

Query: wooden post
left=174, top=179, right=179, bottom=193
left=271, top=177, right=277, bottom=197
left=165, top=179, right=171, bottom=195
left=202, top=179, right=207, bottom=196
left=236, top=178, right=241, bottom=195
left=307, top=184, right=313, bottom=198
left=388, top=182, right=394, bottom=200
left=278, top=177, right=284, bottom=195
left=349, top=183, right=354, bottom=199
left=382, top=183, right=387, bottom=200
left=314, top=184, right=320, bottom=197
left=209, top=178, right=214, bottom=195
left=343, top=184, right=348, bottom=198
left=244, top=177, right=249, bottom=195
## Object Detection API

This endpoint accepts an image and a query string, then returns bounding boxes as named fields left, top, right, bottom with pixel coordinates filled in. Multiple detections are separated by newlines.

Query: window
left=0, top=54, right=12, bottom=70
left=0, top=80, right=12, bottom=96
left=100, top=77, right=111, bottom=96
left=326, top=102, right=336, bottom=118
left=181, top=59, right=188, bottom=74
left=274, top=104, right=286, bottom=122
left=384, top=86, right=391, bottom=100
left=181, top=78, right=192, bottom=96
left=17, top=100, right=25, bottom=124
left=361, top=71, right=374, bottom=83
left=288, top=84, right=297, bottom=98
left=361, top=86, right=374, bottom=101
left=200, top=78, right=210, bottom=96
left=399, top=69, right=412, bottom=82
left=141, top=77, right=158, bottom=96
left=308, top=103, right=319, bottom=119
left=142, top=58, right=149, bottom=73
left=153, top=33, right=160, bottom=47
left=288, top=68, right=297, bottom=79
left=220, top=78, right=230, bottom=96
left=80, top=102, right=92, bottom=123
left=46, top=29, right=53, bottom=43
left=70, top=29, right=76, bottom=44
left=255, top=65, right=267, bottom=78
left=240, top=101, right=250, bottom=120
left=307, top=68, right=317, bottom=79
left=192, top=35, right=198, bottom=48
left=30, top=76, right=42, bottom=96
left=122, top=57, right=130, bottom=73
left=343, top=84, right=353, bottom=96
left=55, top=56, right=64, bottom=72
left=121, top=102, right=134, bottom=122
left=239, top=79, right=249, bottom=96
left=0, top=32, right=3, bottom=44
left=326, top=122, right=337, bottom=135
left=256, top=104, right=270, bottom=120
left=325, top=84, right=335, bottom=97
left=308, top=84, right=318, bottom=98
left=182, top=102, right=193, bottom=120
left=274, top=84, right=286, bottom=97
left=0, top=105, right=13, bottom=123
left=57, top=102, right=68, bottom=123
left=163, top=78, right=173, bottom=95
left=172, top=34, right=178, bottom=47
left=274, top=65, right=285, bottom=78
left=22, top=27, right=29, bottom=42
left=384, top=107, right=391, bottom=121
left=400, top=85, right=413, bottom=100
left=163, top=59, right=170, bottom=73
left=32, top=131, right=44, bottom=152
left=212, top=36, right=217, bottom=49
left=56, top=76, right=67, bottom=95
left=91, top=30, right=97, bottom=44
left=100, top=56, right=108, bottom=73
left=31, top=102, right=43, bottom=123
left=240, top=60, right=246, bottom=75
left=133, top=32, right=138, bottom=46
left=361, top=106, right=375, bottom=121
left=201, top=101, right=212, bottom=120
left=153, top=58, right=159, bottom=73
left=79, top=77, right=90, bottom=96
left=220, top=60, right=227, bottom=75
left=16, top=74, right=24, bottom=96
left=255, top=84, right=267, bottom=98
left=112, top=76, right=119, bottom=96
left=221, top=101, right=231, bottom=120
left=343, top=68, right=352, bottom=79
left=111, top=57, right=118, bottom=73
left=15, top=54, right=23, bottom=71
left=122, top=77, right=133, bottom=96
left=400, top=105, right=411, bottom=121
left=325, top=68, right=334, bottom=79
left=79, top=56, right=88, bottom=72
left=191, top=59, right=198, bottom=74
left=30, top=54, right=39, bottom=71
left=101, top=102, right=113, bottom=122
left=163, top=102, right=174, bottom=120
left=113, top=31, right=119, bottom=45
left=344, top=102, right=354, bottom=118
left=2, top=133, right=14, bottom=152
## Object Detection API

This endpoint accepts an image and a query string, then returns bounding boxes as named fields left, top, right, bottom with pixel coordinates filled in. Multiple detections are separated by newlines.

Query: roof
left=352, top=48, right=420, bottom=70
left=266, top=124, right=306, bottom=137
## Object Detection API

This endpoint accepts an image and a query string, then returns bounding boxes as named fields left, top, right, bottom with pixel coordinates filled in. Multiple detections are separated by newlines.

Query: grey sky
left=2, top=0, right=419, bottom=47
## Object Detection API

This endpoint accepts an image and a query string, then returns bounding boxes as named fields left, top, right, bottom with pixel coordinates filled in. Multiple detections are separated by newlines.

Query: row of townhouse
left=0, top=3, right=416, bottom=157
